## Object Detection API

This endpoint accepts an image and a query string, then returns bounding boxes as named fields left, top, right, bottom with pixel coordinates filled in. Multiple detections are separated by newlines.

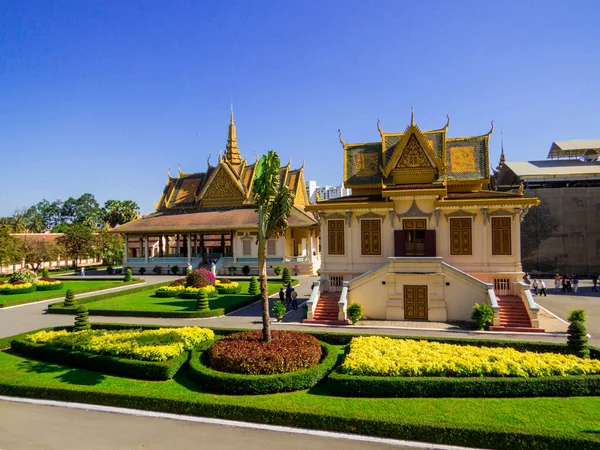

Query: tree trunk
left=257, top=235, right=271, bottom=343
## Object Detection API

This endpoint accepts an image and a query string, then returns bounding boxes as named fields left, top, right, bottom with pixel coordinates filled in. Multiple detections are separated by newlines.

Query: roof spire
left=225, top=104, right=242, bottom=165
left=410, top=107, right=415, bottom=126
left=500, top=129, right=506, bottom=164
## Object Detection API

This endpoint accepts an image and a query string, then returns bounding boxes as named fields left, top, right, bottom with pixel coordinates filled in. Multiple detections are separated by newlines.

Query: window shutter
left=394, top=230, right=406, bottom=256
left=424, top=230, right=436, bottom=256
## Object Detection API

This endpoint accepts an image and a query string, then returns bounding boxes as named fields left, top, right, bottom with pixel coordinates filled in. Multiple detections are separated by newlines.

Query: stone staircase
left=489, top=295, right=545, bottom=332
left=303, top=292, right=349, bottom=325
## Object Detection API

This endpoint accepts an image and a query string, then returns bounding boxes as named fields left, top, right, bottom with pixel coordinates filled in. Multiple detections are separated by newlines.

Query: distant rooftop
left=547, top=139, right=600, bottom=160
left=503, top=159, right=600, bottom=181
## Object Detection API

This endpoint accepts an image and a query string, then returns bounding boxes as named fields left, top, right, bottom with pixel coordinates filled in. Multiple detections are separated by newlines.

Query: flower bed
left=0, top=282, right=36, bottom=295
left=206, top=330, right=322, bottom=375
left=156, top=284, right=218, bottom=299
left=215, top=279, right=241, bottom=294
left=35, top=278, right=63, bottom=291
left=340, top=337, right=600, bottom=378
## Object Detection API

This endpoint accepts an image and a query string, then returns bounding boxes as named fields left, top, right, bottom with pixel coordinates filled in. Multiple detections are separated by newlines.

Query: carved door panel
left=404, top=285, right=428, bottom=320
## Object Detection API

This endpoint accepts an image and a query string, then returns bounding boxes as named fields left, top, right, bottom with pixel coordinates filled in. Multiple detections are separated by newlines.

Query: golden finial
left=518, top=182, right=524, bottom=195
left=338, top=129, right=345, bottom=146
left=444, top=114, right=450, bottom=130
left=486, top=121, right=495, bottom=136
left=286, top=156, right=291, bottom=168
left=219, top=150, right=223, bottom=162
left=153, top=200, right=158, bottom=210
left=254, top=151, right=259, bottom=163
left=177, top=164, right=183, bottom=176
left=167, top=168, right=172, bottom=178
left=225, top=106, right=241, bottom=165
left=410, top=107, right=415, bottom=126
left=207, top=155, right=212, bottom=168
left=300, top=158, right=305, bottom=170
left=377, top=119, right=383, bottom=137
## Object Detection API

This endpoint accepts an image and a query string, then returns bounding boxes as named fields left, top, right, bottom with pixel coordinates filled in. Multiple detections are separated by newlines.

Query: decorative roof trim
left=355, top=211, right=386, bottom=223
left=395, top=199, right=433, bottom=219
left=323, top=213, right=345, bottom=220
left=444, top=209, right=477, bottom=222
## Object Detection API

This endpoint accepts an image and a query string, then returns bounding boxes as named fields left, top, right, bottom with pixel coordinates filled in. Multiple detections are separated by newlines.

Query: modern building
left=114, top=112, right=321, bottom=276
left=305, top=181, right=351, bottom=203
left=306, top=114, right=539, bottom=329
left=496, top=139, right=600, bottom=274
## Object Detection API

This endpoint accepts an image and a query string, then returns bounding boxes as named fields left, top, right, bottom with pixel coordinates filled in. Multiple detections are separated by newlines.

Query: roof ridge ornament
left=338, top=129, right=345, bottom=146
left=444, top=114, right=450, bottom=130
left=377, top=119, right=383, bottom=137
left=410, top=107, right=415, bottom=126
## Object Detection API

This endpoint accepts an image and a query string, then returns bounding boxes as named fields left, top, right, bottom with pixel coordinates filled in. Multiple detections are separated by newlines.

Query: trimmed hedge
left=35, top=282, right=63, bottom=291
left=215, top=285, right=242, bottom=295
left=188, top=341, right=339, bottom=394
left=0, top=285, right=37, bottom=295
left=10, top=338, right=190, bottom=381
left=155, top=290, right=180, bottom=298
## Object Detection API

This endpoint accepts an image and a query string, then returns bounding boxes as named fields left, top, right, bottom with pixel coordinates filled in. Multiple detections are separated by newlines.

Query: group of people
left=553, top=274, right=580, bottom=294
left=523, top=274, right=547, bottom=296
left=279, top=283, right=298, bottom=310
left=522, top=272, right=600, bottom=295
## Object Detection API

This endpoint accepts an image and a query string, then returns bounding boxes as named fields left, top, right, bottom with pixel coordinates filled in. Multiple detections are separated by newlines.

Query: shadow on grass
left=581, top=430, right=600, bottom=434
left=17, top=359, right=106, bottom=386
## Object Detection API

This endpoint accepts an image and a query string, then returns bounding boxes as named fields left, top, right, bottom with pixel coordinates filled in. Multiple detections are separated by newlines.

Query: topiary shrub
left=41, top=268, right=50, bottom=278
left=206, top=330, right=322, bottom=375
left=171, top=265, right=179, bottom=275
left=247, top=276, right=260, bottom=295
left=568, top=309, right=586, bottom=324
left=281, top=267, right=292, bottom=285
left=196, top=290, right=209, bottom=311
left=347, top=303, right=363, bottom=324
left=169, top=278, right=186, bottom=287
left=64, top=289, right=76, bottom=307
left=186, top=269, right=216, bottom=288
left=74, top=305, right=91, bottom=332
left=567, top=320, right=590, bottom=359
left=138, top=267, right=146, bottom=275
left=242, top=265, right=251, bottom=276
left=124, top=268, right=133, bottom=282
left=153, top=266, right=162, bottom=274
left=228, top=266, right=237, bottom=275
left=106, top=265, right=114, bottom=275
left=9, top=269, right=37, bottom=285
left=273, top=266, right=283, bottom=276
left=471, top=303, right=494, bottom=330
left=272, top=300, right=287, bottom=321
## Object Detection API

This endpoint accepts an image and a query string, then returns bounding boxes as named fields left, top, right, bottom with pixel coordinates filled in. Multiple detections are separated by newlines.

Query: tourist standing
left=80, top=266, right=85, bottom=277
left=562, top=276, right=567, bottom=293
left=538, top=279, right=547, bottom=297
left=285, top=283, right=293, bottom=305
left=279, top=287, right=285, bottom=304
left=291, top=288, right=298, bottom=310
left=573, top=275, right=579, bottom=294
left=532, top=279, right=538, bottom=295
left=592, top=273, right=598, bottom=292
left=554, top=274, right=561, bottom=293
left=566, top=276, right=572, bottom=293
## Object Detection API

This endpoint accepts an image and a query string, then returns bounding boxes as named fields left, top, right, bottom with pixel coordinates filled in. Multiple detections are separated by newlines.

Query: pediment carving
left=444, top=209, right=477, bottom=222
left=396, top=199, right=432, bottom=219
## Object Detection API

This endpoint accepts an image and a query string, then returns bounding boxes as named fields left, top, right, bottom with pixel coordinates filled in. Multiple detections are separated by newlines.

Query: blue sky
left=1, top=0, right=599, bottom=216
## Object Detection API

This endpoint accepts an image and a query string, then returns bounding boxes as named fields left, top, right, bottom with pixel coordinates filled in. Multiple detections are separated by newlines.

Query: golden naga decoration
left=377, top=119, right=383, bottom=137
left=518, top=182, right=524, bottom=195
left=338, top=129, right=345, bottom=146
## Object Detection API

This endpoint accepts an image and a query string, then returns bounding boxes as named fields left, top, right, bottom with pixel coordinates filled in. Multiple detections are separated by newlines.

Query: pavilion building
left=305, top=113, right=540, bottom=330
left=115, top=112, right=320, bottom=275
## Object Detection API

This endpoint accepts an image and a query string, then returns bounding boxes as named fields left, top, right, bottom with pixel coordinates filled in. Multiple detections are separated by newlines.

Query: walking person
left=291, top=288, right=298, bottom=310
left=278, top=287, right=285, bottom=303
left=572, top=275, right=579, bottom=294
left=80, top=266, right=85, bottom=277
left=532, top=279, right=538, bottom=295
left=592, top=272, right=598, bottom=292
left=538, top=279, right=547, bottom=297
left=285, top=283, right=293, bottom=305
left=554, top=274, right=561, bottom=293
left=562, top=276, right=567, bottom=293
left=566, top=276, right=572, bottom=293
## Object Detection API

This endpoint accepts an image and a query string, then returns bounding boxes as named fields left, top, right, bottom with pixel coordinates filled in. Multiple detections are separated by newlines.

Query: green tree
left=74, top=305, right=91, bottom=331
left=10, top=209, right=27, bottom=233
left=0, top=228, right=21, bottom=268
left=57, top=224, right=95, bottom=268
left=62, top=193, right=101, bottom=228
left=281, top=267, right=292, bottom=285
left=94, top=228, right=124, bottom=264
left=247, top=276, right=259, bottom=295
left=102, top=200, right=140, bottom=228
left=22, top=238, right=63, bottom=272
left=253, top=150, right=293, bottom=343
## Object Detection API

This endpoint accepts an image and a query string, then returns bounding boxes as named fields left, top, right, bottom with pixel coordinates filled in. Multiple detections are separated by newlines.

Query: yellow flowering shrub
left=215, top=280, right=239, bottom=289
left=184, top=285, right=216, bottom=294
left=36, top=280, right=62, bottom=286
left=26, top=327, right=214, bottom=362
left=340, top=336, right=600, bottom=378
left=0, top=282, right=34, bottom=291
left=158, top=285, right=186, bottom=293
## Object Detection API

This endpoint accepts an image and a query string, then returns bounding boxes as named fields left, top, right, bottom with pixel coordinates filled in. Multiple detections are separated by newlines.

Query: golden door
left=404, top=285, right=428, bottom=320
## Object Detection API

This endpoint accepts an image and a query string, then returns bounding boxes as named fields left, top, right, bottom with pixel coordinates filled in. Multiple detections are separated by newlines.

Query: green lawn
left=0, top=280, right=140, bottom=308
left=79, top=280, right=293, bottom=312
left=0, top=331, right=598, bottom=449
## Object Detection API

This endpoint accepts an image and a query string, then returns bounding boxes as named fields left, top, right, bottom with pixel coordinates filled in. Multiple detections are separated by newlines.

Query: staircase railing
left=515, top=281, right=540, bottom=327
left=338, top=281, right=349, bottom=322
left=306, top=281, right=320, bottom=320
left=487, top=288, right=501, bottom=326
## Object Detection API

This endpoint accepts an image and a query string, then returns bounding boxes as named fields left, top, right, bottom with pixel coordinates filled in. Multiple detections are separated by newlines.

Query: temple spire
left=410, top=107, right=415, bottom=126
left=500, top=130, right=506, bottom=165
left=225, top=105, right=242, bottom=165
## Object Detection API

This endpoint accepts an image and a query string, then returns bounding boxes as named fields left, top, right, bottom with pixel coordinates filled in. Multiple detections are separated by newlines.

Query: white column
left=307, top=229, right=314, bottom=260
left=144, top=235, right=149, bottom=263
left=187, top=233, right=192, bottom=266
left=123, top=236, right=129, bottom=264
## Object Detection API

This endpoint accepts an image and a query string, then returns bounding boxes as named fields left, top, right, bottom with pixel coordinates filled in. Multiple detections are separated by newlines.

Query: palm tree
left=253, top=150, right=293, bottom=343
left=11, top=211, right=26, bottom=233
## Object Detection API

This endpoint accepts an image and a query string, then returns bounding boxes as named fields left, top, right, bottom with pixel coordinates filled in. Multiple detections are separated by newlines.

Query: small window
left=242, top=239, right=251, bottom=256
left=450, top=218, right=472, bottom=255
left=361, top=219, right=381, bottom=255
left=267, top=239, right=277, bottom=256
left=492, top=217, right=511, bottom=255
left=328, top=220, right=344, bottom=255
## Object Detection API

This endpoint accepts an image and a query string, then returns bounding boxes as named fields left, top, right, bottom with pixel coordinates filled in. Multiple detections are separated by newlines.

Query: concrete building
left=305, top=181, right=351, bottom=203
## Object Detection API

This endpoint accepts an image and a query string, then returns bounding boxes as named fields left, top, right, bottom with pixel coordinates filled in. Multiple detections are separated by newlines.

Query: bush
left=569, top=309, right=586, bottom=324
left=281, top=267, right=292, bottom=285
left=242, top=265, right=250, bottom=276
left=35, top=279, right=63, bottom=291
left=272, top=300, right=287, bottom=321
left=273, top=266, right=282, bottom=276
left=196, top=291, right=209, bottom=311
left=186, top=269, right=216, bottom=288
left=206, top=331, right=322, bottom=375
left=64, top=289, right=76, bottom=307
left=471, top=303, right=494, bottom=330
left=247, top=276, right=259, bottom=295
left=189, top=341, right=338, bottom=395
left=171, top=265, right=179, bottom=275
left=9, top=269, right=37, bottom=285
left=153, top=266, right=162, bottom=275
left=138, top=267, right=146, bottom=275
left=0, top=283, right=36, bottom=295
left=169, top=278, right=186, bottom=287
left=568, top=321, right=590, bottom=359
left=106, top=265, right=114, bottom=275
left=124, top=268, right=133, bottom=282
left=41, top=268, right=50, bottom=278
left=74, top=305, right=91, bottom=332
left=347, top=303, right=363, bottom=324
left=228, top=266, right=237, bottom=275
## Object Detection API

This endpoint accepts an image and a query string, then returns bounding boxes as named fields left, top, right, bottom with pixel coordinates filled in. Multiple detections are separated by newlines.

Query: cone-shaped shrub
left=64, top=289, right=76, bottom=307
left=124, top=268, right=133, bottom=282
left=196, top=290, right=209, bottom=311
left=247, top=276, right=260, bottom=295
left=74, top=305, right=91, bottom=332
left=567, top=320, right=590, bottom=358
left=41, top=268, right=50, bottom=278
left=281, top=267, right=292, bottom=285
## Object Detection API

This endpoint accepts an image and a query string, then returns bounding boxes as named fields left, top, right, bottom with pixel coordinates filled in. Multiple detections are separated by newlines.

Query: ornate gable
left=396, top=135, right=436, bottom=170
left=198, top=164, right=246, bottom=207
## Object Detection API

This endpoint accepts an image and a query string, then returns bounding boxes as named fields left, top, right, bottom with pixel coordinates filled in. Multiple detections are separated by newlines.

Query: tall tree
left=102, top=200, right=140, bottom=228
left=0, top=228, right=21, bottom=268
left=57, top=224, right=95, bottom=268
left=11, top=210, right=27, bottom=233
left=253, top=150, right=293, bottom=343
left=95, top=228, right=124, bottom=264
left=22, top=239, right=63, bottom=272
left=62, top=193, right=101, bottom=228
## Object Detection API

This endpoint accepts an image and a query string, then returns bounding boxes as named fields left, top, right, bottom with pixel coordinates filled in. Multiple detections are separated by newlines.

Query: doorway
left=404, top=285, right=428, bottom=319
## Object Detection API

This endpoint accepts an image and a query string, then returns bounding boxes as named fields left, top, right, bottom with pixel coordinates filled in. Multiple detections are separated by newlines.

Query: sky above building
left=1, top=0, right=599, bottom=216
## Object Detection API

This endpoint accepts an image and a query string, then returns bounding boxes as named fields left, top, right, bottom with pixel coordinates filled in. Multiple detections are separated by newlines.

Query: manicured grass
left=0, top=280, right=141, bottom=308
left=0, top=329, right=598, bottom=449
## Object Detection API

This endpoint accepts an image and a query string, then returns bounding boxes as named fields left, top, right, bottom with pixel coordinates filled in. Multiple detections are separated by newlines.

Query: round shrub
left=186, top=269, right=216, bottom=288
left=124, top=268, right=133, bottom=282
left=281, top=267, right=292, bottom=285
left=272, top=300, right=287, bottom=321
left=247, top=276, right=259, bottom=295
left=242, top=265, right=250, bottom=276
left=153, top=266, right=162, bottom=274
left=138, top=267, right=146, bottom=275
left=567, top=320, right=590, bottom=359
left=106, top=265, right=114, bottom=275
left=273, top=266, right=282, bottom=276
left=196, top=291, right=209, bottom=311
left=206, top=330, right=322, bottom=375
left=64, top=289, right=76, bottom=307
left=74, top=305, right=91, bottom=332
left=471, top=303, right=494, bottom=330
left=9, top=269, right=37, bottom=285
left=347, top=303, right=363, bottom=324
left=41, top=268, right=50, bottom=278
left=171, top=265, right=179, bottom=275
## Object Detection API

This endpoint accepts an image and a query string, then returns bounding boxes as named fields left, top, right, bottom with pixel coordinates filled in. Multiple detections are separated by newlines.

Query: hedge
left=188, top=342, right=340, bottom=394
left=35, top=282, right=63, bottom=291
left=10, top=338, right=190, bottom=381
left=215, top=285, right=242, bottom=295
left=0, top=285, right=37, bottom=295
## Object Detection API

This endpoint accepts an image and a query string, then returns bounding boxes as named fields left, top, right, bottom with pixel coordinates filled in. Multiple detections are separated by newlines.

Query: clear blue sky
left=1, top=0, right=599, bottom=216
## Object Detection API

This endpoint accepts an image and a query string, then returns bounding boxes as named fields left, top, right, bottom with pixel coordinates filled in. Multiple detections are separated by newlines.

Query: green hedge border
left=35, top=282, right=64, bottom=291
left=0, top=285, right=37, bottom=295
left=188, top=342, right=339, bottom=395
left=10, top=337, right=190, bottom=381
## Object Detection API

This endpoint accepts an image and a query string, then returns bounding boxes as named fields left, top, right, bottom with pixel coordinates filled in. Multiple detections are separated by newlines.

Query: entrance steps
left=488, top=295, right=545, bottom=332
left=303, top=292, right=349, bottom=325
